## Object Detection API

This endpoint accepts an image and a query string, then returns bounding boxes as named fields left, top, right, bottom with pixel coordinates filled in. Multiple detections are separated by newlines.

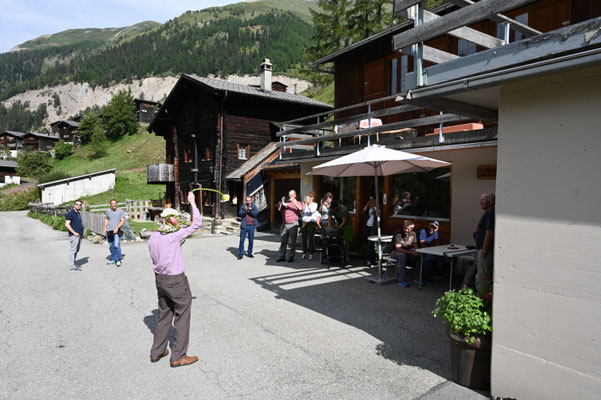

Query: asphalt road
left=0, top=211, right=487, bottom=400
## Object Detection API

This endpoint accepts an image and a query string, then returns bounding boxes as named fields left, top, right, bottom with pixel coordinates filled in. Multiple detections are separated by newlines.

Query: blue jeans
left=390, top=250, right=417, bottom=282
left=239, top=225, right=255, bottom=256
left=107, top=232, right=121, bottom=262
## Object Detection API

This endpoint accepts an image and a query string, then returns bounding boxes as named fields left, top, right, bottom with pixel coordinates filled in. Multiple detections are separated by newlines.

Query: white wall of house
left=300, top=162, right=320, bottom=199
left=419, top=146, right=497, bottom=244
left=492, top=66, right=601, bottom=399
left=39, top=170, right=116, bottom=205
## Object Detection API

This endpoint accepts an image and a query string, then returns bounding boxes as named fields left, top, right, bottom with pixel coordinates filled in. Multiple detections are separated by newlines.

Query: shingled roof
left=184, top=74, right=332, bottom=108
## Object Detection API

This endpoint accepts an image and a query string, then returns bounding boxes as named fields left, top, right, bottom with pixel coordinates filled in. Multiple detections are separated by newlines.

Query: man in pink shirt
left=276, top=190, right=302, bottom=262
left=148, top=192, right=203, bottom=368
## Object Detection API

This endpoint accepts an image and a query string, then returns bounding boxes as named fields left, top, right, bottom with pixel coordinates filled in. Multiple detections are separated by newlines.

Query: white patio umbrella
left=308, top=145, right=452, bottom=284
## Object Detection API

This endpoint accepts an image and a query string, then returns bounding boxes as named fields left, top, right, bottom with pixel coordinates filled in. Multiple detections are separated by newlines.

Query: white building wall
left=41, top=171, right=116, bottom=205
left=492, top=66, right=601, bottom=399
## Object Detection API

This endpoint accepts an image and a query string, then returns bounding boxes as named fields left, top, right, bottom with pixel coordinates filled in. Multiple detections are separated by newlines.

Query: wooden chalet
left=50, top=120, right=79, bottom=142
left=0, top=131, right=26, bottom=150
left=134, top=99, right=159, bottom=125
left=147, top=59, right=333, bottom=217
left=23, top=132, right=60, bottom=151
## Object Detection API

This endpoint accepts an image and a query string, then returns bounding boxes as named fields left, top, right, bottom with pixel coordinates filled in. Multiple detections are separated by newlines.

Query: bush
left=16, top=150, right=53, bottom=178
left=0, top=187, right=40, bottom=211
left=54, top=140, right=73, bottom=160
left=89, top=126, right=107, bottom=158
left=38, top=170, right=71, bottom=184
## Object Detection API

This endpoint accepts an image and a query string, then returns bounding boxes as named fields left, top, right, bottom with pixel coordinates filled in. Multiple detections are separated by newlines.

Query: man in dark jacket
left=238, top=195, right=259, bottom=259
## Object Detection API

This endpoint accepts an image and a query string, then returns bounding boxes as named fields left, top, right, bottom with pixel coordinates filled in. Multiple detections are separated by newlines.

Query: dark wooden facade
left=50, top=120, right=79, bottom=142
left=23, top=133, right=59, bottom=151
left=0, top=131, right=25, bottom=150
left=334, top=0, right=596, bottom=128
left=134, top=99, right=158, bottom=124
left=0, top=161, right=18, bottom=181
left=149, top=75, right=332, bottom=216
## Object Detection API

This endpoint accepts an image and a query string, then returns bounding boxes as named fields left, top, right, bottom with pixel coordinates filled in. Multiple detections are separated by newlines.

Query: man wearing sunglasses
left=65, top=200, right=84, bottom=271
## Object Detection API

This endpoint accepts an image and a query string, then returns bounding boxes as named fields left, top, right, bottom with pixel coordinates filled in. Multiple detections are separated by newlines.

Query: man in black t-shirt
left=65, top=199, right=85, bottom=271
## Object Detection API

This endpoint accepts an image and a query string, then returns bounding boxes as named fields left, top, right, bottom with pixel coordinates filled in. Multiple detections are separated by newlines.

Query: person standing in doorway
left=103, top=199, right=125, bottom=267
left=238, top=195, right=259, bottom=260
left=65, top=199, right=84, bottom=271
left=148, top=191, right=203, bottom=368
left=276, top=190, right=302, bottom=263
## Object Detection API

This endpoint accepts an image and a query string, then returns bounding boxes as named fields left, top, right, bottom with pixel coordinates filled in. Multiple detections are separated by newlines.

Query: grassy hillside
left=53, top=131, right=167, bottom=205
left=12, top=21, right=160, bottom=51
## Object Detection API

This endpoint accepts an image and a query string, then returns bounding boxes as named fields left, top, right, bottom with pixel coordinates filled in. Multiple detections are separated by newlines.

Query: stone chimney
left=260, top=59, right=273, bottom=92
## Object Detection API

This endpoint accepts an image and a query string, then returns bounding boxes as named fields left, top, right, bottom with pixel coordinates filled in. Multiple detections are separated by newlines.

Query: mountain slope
left=0, top=0, right=316, bottom=101
left=10, top=21, right=160, bottom=52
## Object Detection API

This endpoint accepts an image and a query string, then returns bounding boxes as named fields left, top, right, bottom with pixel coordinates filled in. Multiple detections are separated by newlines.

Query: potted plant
left=432, top=281, right=493, bottom=390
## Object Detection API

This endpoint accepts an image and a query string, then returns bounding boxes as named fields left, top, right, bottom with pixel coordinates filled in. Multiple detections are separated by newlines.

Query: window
left=201, top=145, right=212, bottom=161
left=458, top=39, right=477, bottom=56
left=238, top=144, right=249, bottom=160
left=390, top=58, right=398, bottom=95
left=184, top=148, right=192, bottom=163
left=321, top=176, right=356, bottom=213
left=389, top=168, right=451, bottom=218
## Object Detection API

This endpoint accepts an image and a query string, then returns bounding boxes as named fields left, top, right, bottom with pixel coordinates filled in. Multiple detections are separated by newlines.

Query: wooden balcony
left=146, top=163, right=174, bottom=184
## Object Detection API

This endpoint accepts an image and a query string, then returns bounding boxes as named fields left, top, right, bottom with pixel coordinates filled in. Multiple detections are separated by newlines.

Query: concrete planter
left=448, top=329, right=491, bottom=390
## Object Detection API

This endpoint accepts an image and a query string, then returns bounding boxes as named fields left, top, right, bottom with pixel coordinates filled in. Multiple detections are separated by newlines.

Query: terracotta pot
left=448, top=329, right=491, bottom=390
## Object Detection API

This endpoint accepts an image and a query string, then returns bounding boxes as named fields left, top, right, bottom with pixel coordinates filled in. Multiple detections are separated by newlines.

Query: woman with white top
left=301, top=191, right=320, bottom=259
left=362, top=195, right=377, bottom=266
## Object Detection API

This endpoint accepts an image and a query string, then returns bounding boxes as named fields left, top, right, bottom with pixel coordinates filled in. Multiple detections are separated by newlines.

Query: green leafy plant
left=432, top=288, right=492, bottom=343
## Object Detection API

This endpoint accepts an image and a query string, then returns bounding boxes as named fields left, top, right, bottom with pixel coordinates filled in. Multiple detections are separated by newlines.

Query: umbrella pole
left=367, top=164, right=396, bottom=285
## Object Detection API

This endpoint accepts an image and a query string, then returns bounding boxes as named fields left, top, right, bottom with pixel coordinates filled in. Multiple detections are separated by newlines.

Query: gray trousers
left=151, top=273, right=192, bottom=362
left=68, top=235, right=81, bottom=268
left=476, top=249, right=494, bottom=292
left=279, top=222, right=299, bottom=260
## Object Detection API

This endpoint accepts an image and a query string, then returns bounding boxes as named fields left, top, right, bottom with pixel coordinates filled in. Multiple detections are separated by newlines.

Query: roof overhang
left=398, top=16, right=601, bottom=113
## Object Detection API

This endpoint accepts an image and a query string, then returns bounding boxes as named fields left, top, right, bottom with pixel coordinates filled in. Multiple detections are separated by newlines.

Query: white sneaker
left=116, top=261, right=122, bottom=267
left=308, top=254, right=313, bottom=260
left=301, top=253, right=307, bottom=259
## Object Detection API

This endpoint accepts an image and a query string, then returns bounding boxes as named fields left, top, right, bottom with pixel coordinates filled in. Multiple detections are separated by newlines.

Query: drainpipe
left=213, top=90, right=228, bottom=233
left=172, top=125, right=180, bottom=210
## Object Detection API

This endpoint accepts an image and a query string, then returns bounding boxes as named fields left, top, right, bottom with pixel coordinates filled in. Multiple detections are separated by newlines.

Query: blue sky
left=0, top=0, right=234, bottom=53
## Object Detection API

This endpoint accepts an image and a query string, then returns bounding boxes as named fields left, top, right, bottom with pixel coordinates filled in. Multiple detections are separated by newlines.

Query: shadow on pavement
left=75, top=257, right=89, bottom=266
left=249, top=235, right=488, bottom=398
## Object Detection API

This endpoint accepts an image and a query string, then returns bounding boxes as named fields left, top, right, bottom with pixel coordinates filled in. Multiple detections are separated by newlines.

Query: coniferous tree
left=102, top=90, right=138, bottom=141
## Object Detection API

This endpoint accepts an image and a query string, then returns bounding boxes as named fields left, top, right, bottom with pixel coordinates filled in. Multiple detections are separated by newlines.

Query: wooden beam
left=422, top=45, right=460, bottom=64
left=401, top=97, right=498, bottom=121
left=277, top=104, right=421, bottom=137
left=393, top=0, right=423, bottom=16
left=409, top=9, right=504, bottom=49
left=446, top=0, right=541, bottom=37
left=277, top=114, right=470, bottom=147
left=393, top=0, right=538, bottom=51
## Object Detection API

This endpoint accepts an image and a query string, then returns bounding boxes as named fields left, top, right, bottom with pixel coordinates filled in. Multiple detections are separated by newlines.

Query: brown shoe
left=150, top=349, right=169, bottom=363
left=170, top=355, right=198, bottom=368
